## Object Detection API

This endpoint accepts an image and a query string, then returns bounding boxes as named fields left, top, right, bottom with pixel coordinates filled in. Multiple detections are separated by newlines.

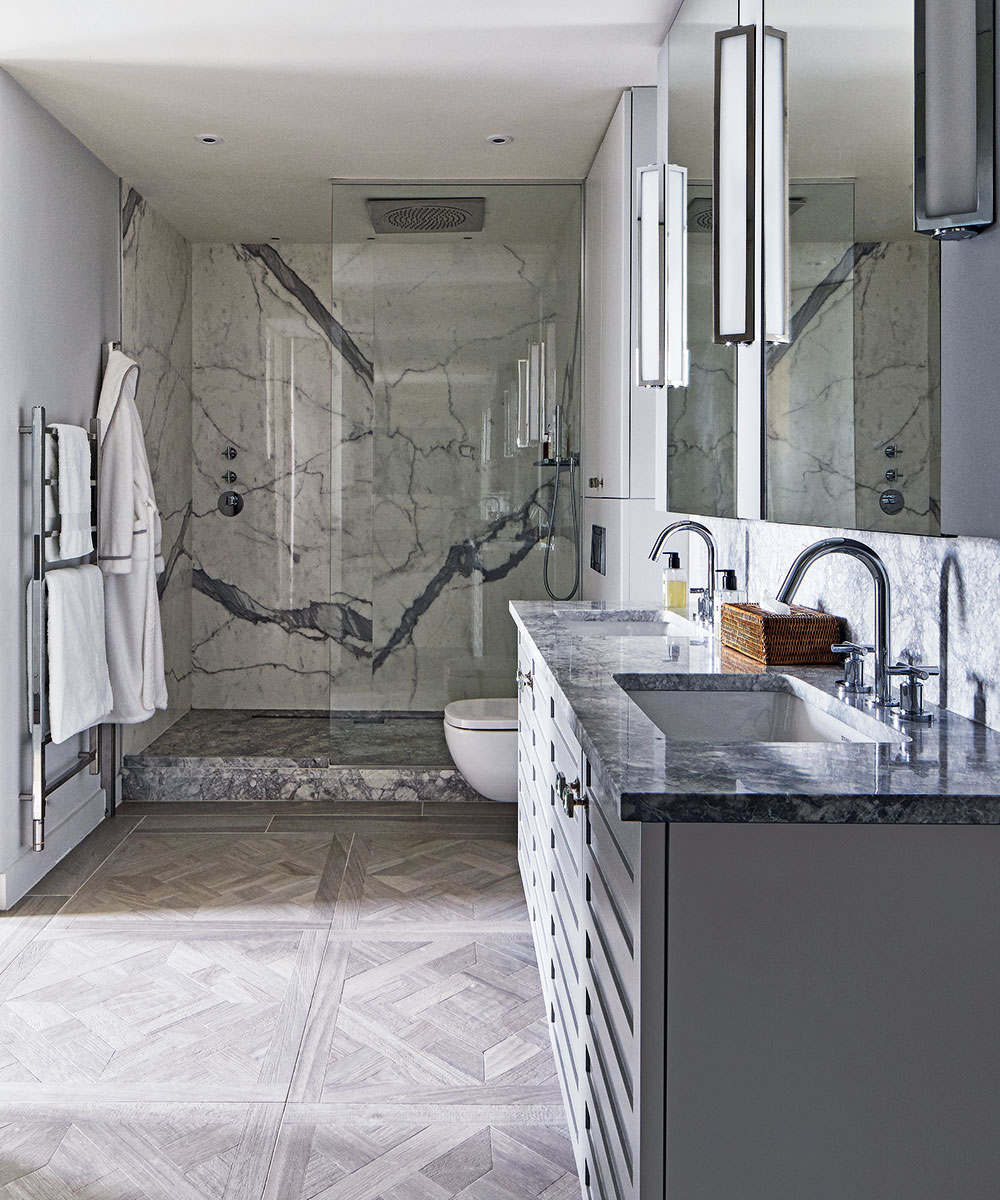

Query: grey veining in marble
left=511, top=600, right=1000, bottom=823
left=120, top=186, right=194, bottom=754
left=128, top=708, right=452, bottom=768
left=191, top=189, right=582, bottom=714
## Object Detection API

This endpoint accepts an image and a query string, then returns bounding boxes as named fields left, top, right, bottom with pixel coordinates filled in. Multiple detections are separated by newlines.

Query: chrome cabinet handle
left=516, top=667, right=534, bottom=693
left=555, top=770, right=585, bottom=817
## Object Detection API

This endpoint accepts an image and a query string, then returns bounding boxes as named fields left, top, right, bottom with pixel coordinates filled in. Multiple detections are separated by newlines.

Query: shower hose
left=542, top=457, right=581, bottom=602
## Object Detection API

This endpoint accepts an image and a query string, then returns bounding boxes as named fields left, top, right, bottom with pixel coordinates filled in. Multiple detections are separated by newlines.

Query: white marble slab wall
left=853, top=239, right=940, bottom=534
left=120, top=187, right=193, bottom=754
left=191, top=243, right=342, bottom=710
left=674, top=511, right=1000, bottom=731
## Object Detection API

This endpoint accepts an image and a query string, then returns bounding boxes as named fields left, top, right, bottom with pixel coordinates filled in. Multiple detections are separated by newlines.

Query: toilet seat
left=444, top=698, right=518, bottom=731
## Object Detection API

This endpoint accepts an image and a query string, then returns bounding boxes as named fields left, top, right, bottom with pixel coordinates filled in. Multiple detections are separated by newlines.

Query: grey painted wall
left=0, top=69, right=120, bottom=906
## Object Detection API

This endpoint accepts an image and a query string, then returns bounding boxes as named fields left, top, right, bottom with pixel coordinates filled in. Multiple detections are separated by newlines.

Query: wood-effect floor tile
left=0, top=927, right=325, bottom=1101
left=264, top=1117, right=577, bottom=1200
left=290, top=936, right=561, bottom=1107
left=25, top=812, right=144, bottom=901
left=0, top=1101, right=281, bottom=1199
left=334, top=834, right=528, bottom=932
left=53, top=832, right=351, bottom=926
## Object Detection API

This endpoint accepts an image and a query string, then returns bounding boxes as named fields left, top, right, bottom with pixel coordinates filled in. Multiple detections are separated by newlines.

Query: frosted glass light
left=665, top=163, right=689, bottom=387
left=714, top=26, right=755, bottom=344
left=763, top=28, right=789, bottom=344
left=637, top=163, right=665, bottom=387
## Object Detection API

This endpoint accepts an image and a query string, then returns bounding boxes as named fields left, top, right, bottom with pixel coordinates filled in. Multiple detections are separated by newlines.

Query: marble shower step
left=122, top=708, right=482, bottom=804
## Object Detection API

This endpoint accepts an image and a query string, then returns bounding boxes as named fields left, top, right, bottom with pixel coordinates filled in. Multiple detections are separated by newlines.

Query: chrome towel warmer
left=18, top=405, right=102, bottom=852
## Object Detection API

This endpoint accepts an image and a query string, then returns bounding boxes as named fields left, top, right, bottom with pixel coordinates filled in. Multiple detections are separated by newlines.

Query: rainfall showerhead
left=686, top=195, right=806, bottom=233
left=366, top=197, right=486, bottom=234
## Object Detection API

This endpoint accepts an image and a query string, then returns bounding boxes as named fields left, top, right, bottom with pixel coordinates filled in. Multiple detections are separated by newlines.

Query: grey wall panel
left=0, top=69, right=120, bottom=904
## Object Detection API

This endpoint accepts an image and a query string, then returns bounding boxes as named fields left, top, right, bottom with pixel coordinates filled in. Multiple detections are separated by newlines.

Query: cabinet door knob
left=516, top=667, right=534, bottom=692
left=588, top=476, right=604, bottom=489
left=556, top=771, right=585, bottom=817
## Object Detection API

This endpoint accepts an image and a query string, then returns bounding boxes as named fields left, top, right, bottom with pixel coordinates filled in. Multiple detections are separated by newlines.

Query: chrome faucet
left=775, top=537, right=895, bottom=707
left=649, top=520, right=717, bottom=625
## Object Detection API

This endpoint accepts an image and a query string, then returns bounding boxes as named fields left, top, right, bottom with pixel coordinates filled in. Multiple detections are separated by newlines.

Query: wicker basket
left=719, top=602, right=844, bottom=666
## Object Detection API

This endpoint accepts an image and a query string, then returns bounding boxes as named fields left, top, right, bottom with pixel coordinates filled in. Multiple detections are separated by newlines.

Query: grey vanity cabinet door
left=582, top=771, right=666, bottom=1200
left=665, top=824, right=1000, bottom=1200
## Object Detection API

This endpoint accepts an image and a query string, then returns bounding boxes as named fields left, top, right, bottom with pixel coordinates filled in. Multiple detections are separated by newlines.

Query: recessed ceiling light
left=196, top=134, right=224, bottom=145
left=486, top=134, right=513, bottom=146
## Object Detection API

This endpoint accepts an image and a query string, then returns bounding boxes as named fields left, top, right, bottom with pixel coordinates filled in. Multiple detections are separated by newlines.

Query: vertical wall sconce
left=666, top=164, right=689, bottom=387
left=528, top=340, right=545, bottom=440
left=714, top=24, right=756, bottom=344
left=915, top=0, right=994, bottom=238
left=515, top=356, right=531, bottom=447
left=762, top=27, right=790, bottom=343
left=637, top=163, right=666, bottom=387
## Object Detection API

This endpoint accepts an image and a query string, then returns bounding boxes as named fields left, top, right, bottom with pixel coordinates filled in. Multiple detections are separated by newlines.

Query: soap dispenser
left=715, top=569, right=746, bottom=626
left=661, top=552, right=687, bottom=611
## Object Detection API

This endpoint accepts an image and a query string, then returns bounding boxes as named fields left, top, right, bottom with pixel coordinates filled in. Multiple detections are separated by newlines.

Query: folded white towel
left=45, top=423, right=94, bottom=562
left=44, top=565, right=113, bottom=744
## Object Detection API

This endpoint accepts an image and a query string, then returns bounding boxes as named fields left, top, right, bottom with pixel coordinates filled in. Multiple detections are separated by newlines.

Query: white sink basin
left=621, top=684, right=903, bottom=745
left=562, top=613, right=703, bottom=638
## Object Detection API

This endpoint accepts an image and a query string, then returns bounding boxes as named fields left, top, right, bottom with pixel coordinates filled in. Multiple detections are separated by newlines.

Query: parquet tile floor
left=0, top=802, right=576, bottom=1199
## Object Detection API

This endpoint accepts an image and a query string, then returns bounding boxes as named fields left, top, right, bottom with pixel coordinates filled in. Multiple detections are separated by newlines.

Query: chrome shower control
left=218, top=491, right=244, bottom=517
left=887, top=662, right=939, bottom=723
left=884, top=444, right=902, bottom=458
left=223, top=444, right=238, bottom=460
left=832, top=642, right=875, bottom=695
left=222, top=470, right=238, bottom=483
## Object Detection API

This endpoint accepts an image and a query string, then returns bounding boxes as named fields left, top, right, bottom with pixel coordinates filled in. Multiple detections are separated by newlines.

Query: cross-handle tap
left=831, top=642, right=875, bottom=695
left=649, top=520, right=718, bottom=625
left=886, top=662, right=939, bottom=723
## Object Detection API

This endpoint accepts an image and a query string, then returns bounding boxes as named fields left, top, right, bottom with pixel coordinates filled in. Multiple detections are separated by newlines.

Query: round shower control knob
left=879, top=489, right=905, bottom=515
left=218, top=490, right=244, bottom=517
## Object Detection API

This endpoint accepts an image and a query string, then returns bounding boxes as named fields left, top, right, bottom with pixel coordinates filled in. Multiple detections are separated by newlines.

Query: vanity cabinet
left=517, top=629, right=667, bottom=1199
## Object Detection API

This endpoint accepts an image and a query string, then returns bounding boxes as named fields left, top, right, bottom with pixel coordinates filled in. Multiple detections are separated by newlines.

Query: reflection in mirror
left=666, top=0, right=738, bottom=519
left=764, top=0, right=941, bottom=535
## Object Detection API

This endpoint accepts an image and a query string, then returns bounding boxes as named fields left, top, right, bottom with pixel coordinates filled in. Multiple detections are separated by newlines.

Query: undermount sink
left=618, top=678, right=906, bottom=745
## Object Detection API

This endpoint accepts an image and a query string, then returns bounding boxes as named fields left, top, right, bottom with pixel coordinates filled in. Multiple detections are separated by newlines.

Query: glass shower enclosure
left=328, top=182, right=583, bottom=734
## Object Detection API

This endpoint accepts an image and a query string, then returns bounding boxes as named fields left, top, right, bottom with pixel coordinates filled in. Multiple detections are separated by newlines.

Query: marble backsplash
left=120, top=186, right=193, bottom=754
left=675, top=512, right=1000, bottom=732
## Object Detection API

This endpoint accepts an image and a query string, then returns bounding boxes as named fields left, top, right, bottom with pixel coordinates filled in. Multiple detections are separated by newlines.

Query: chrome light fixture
left=762, top=26, right=790, bottom=343
left=915, top=0, right=994, bottom=239
left=637, top=163, right=666, bottom=386
left=714, top=24, right=756, bottom=344
left=666, top=164, right=689, bottom=387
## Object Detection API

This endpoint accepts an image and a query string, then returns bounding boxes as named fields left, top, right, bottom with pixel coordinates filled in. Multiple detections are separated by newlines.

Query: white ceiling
left=1, top=1, right=679, bottom=242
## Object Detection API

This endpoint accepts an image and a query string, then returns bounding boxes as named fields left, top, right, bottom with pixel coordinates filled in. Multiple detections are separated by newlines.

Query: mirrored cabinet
left=661, top=0, right=993, bottom=538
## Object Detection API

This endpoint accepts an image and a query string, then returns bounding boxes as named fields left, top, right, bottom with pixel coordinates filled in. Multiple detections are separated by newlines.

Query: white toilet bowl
left=443, top=698, right=519, bottom=803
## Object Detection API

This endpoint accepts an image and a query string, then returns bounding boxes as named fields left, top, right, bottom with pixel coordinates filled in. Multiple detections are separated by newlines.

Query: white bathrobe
left=97, top=349, right=168, bottom=723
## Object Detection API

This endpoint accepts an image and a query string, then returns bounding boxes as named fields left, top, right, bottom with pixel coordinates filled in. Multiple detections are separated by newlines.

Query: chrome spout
left=649, top=520, right=718, bottom=625
left=775, top=537, right=894, bottom=707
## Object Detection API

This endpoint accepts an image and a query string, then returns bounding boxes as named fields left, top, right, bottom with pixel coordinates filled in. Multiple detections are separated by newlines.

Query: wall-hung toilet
left=443, top=698, right=519, bottom=803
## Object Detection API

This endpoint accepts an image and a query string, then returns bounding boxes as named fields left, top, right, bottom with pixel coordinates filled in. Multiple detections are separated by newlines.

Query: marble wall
left=766, top=233, right=940, bottom=535
left=190, top=190, right=582, bottom=713
left=120, top=187, right=193, bottom=754
left=679, top=511, right=1000, bottom=732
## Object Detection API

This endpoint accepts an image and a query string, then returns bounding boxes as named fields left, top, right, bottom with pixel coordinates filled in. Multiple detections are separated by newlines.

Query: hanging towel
left=45, top=423, right=94, bottom=561
left=97, top=349, right=168, bottom=723
left=43, top=565, right=113, bottom=744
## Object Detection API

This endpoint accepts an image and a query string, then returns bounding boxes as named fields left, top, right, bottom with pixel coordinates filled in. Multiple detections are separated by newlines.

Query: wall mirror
left=665, top=0, right=739, bottom=519
left=762, top=0, right=941, bottom=535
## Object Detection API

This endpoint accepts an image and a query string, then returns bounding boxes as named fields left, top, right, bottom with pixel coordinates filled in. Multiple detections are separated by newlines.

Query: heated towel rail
left=18, top=405, right=102, bottom=852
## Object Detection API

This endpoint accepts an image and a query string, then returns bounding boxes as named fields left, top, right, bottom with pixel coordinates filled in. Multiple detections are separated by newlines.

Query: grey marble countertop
left=510, top=600, right=1000, bottom=824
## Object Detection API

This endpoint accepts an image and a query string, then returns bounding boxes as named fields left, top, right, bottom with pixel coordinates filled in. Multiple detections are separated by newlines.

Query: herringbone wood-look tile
left=55, top=833, right=350, bottom=925
left=264, top=1119, right=577, bottom=1200
left=336, top=834, right=528, bottom=931
left=292, top=936, right=561, bottom=1106
left=0, top=1103, right=281, bottom=1199
left=0, top=928, right=323, bottom=1100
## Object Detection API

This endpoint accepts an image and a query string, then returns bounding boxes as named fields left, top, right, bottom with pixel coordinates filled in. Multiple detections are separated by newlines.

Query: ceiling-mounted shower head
left=366, top=197, right=486, bottom=234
